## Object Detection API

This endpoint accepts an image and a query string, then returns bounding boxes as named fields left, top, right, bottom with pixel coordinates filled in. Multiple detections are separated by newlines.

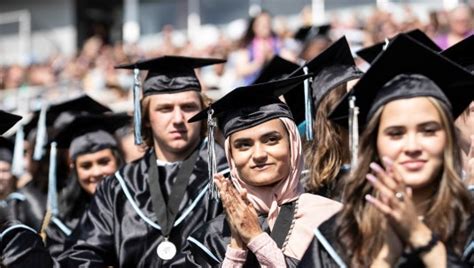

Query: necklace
left=281, top=197, right=299, bottom=252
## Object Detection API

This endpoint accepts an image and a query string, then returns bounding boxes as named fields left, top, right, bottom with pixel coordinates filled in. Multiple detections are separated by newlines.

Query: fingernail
left=369, top=162, right=382, bottom=172
left=365, top=194, right=373, bottom=201
left=366, top=173, right=377, bottom=183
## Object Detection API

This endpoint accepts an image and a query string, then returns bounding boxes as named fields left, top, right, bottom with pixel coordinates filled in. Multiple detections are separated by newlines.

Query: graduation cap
left=53, top=113, right=131, bottom=160
left=283, top=36, right=363, bottom=140
left=0, top=111, right=21, bottom=135
left=115, top=55, right=226, bottom=145
left=250, top=56, right=306, bottom=125
left=329, top=33, right=474, bottom=130
left=356, top=29, right=441, bottom=64
left=294, top=24, right=331, bottom=43
left=23, top=95, right=111, bottom=161
left=189, top=74, right=311, bottom=198
left=0, top=137, right=14, bottom=164
left=441, top=34, right=474, bottom=73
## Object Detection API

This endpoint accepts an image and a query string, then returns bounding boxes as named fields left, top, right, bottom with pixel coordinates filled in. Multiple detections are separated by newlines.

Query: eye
left=421, top=125, right=441, bottom=136
left=78, top=162, right=92, bottom=170
left=233, top=140, right=252, bottom=150
left=385, top=128, right=404, bottom=139
left=155, top=105, right=173, bottom=113
left=181, top=103, right=199, bottom=112
left=97, top=157, right=112, bottom=166
left=265, top=133, right=282, bottom=144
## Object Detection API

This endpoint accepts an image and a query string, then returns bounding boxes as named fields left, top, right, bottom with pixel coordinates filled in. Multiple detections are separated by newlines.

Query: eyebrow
left=382, top=120, right=441, bottom=130
left=232, top=130, right=281, bottom=143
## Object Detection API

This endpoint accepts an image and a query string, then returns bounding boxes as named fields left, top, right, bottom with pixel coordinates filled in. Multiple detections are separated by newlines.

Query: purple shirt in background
left=434, top=31, right=474, bottom=49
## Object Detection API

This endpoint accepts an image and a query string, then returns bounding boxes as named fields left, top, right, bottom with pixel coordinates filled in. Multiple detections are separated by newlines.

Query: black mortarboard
left=356, top=29, right=441, bottom=64
left=281, top=36, right=363, bottom=140
left=250, top=56, right=306, bottom=125
left=23, top=95, right=111, bottom=137
left=115, top=55, right=226, bottom=96
left=23, top=95, right=111, bottom=161
left=189, top=74, right=312, bottom=138
left=0, top=111, right=21, bottom=135
left=329, top=34, right=474, bottom=129
left=0, top=137, right=14, bottom=163
left=441, top=35, right=474, bottom=73
left=294, top=24, right=331, bottom=43
left=53, top=113, right=131, bottom=160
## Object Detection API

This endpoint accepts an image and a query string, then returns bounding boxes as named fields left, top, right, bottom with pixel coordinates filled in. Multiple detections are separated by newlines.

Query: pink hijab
left=224, top=117, right=304, bottom=228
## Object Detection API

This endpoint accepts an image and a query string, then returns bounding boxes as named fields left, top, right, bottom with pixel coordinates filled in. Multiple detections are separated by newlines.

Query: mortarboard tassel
left=133, top=68, right=143, bottom=145
left=348, top=96, right=359, bottom=168
left=12, top=124, right=25, bottom=177
left=303, top=66, right=314, bottom=140
left=47, top=142, right=59, bottom=217
left=33, top=102, right=48, bottom=160
left=207, top=108, right=218, bottom=200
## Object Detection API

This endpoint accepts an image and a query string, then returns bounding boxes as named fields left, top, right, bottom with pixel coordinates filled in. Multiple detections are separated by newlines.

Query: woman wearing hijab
left=43, top=113, right=127, bottom=258
left=186, top=75, right=341, bottom=267
left=299, top=34, right=474, bottom=267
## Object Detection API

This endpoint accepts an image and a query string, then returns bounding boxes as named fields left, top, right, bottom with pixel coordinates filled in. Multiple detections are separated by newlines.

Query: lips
left=170, top=130, right=187, bottom=137
left=400, top=160, right=427, bottom=171
left=251, top=163, right=273, bottom=170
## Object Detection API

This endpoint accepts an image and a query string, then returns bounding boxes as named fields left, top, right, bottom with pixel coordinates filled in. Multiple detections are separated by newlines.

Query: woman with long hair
left=43, top=113, right=127, bottom=258
left=186, top=75, right=341, bottom=267
left=299, top=34, right=474, bottom=267
left=302, top=36, right=363, bottom=200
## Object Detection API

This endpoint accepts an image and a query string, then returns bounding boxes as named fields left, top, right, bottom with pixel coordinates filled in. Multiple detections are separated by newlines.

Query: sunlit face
left=147, top=91, right=202, bottom=157
left=0, top=161, right=14, bottom=196
left=230, top=119, right=290, bottom=187
left=75, top=148, right=118, bottom=195
left=377, top=97, right=446, bottom=189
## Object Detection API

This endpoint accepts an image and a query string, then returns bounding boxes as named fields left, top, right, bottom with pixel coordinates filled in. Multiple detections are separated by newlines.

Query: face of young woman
left=376, top=97, right=447, bottom=189
left=75, top=148, right=118, bottom=195
left=230, top=119, right=291, bottom=187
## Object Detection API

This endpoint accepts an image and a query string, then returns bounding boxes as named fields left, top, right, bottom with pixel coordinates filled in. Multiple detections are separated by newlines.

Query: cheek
left=377, top=135, right=400, bottom=159
left=424, top=134, right=446, bottom=160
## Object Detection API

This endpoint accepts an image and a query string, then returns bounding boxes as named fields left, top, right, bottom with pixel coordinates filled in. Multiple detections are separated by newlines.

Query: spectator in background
left=435, top=4, right=474, bottom=49
left=235, top=10, right=281, bottom=85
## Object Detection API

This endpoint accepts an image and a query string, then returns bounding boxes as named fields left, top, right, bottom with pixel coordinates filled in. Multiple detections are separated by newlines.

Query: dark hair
left=58, top=147, right=123, bottom=221
left=238, top=10, right=275, bottom=48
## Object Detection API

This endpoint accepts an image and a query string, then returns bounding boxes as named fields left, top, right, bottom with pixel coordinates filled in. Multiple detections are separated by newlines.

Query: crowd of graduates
left=0, top=3, right=473, bottom=268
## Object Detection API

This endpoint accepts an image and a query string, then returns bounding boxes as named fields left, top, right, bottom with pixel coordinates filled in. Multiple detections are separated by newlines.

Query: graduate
left=43, top=113, right=129, bottom=258
left=0, top=136, right=39, bottom=230
left=186, top=75, right=341, bottom=267
left=299, top=33, right=474, bottom=267
left=0, top=110, right=52, bottom=267
left=58, top=56, right=229, bottom=267
left=19, top=95, right=112, bottom=231
left=297, top=36, right=363, bottom=200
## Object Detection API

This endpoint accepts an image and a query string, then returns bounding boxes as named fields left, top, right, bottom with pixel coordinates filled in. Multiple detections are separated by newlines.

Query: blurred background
left=0, top=0, right=473, bottom=129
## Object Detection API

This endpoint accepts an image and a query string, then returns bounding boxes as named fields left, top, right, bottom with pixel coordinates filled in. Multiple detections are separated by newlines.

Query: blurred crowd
left=0, top=3, right=473, bottom=110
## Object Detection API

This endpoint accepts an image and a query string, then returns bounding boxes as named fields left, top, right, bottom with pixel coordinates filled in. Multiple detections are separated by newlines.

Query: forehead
left=379, top=97, right=442, bottom=127
left=230, top=119, right=286, bottom=141
left=148, top=90, right=201, bottom=105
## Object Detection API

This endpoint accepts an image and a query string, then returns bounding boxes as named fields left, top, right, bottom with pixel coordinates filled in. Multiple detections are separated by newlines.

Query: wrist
left=230, top=236, right=245, bottom=249
left=408, top=223, right=432, bottom=249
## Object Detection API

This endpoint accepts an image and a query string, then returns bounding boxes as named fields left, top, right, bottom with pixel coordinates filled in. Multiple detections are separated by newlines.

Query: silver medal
left=157, top=239, right=177, bottom=260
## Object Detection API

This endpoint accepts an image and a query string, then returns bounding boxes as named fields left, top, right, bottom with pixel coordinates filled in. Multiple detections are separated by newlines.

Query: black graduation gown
left=0, top=220, right=53, bottom=267
left=1, top=191, right=43, bottom=231
left=186, top=205, right=299, bottom=267
left=58, top=140, right=228, bottom=267
left=18, top=183, right=47, bottom=230
left=298, top=214, right=474, bottom=268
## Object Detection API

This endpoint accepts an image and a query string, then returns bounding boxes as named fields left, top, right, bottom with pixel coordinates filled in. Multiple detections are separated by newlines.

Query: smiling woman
left=186, top=75, right=341, bottom=267
left=299, top=34, right=474, bottom=268
left=42, top=113, right=127, bottom=258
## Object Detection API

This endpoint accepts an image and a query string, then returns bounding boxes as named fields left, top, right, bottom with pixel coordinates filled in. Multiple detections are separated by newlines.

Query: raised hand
left=214, top=174, right=262, bottom=247
left=364, top=157, right=432, bottom=249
